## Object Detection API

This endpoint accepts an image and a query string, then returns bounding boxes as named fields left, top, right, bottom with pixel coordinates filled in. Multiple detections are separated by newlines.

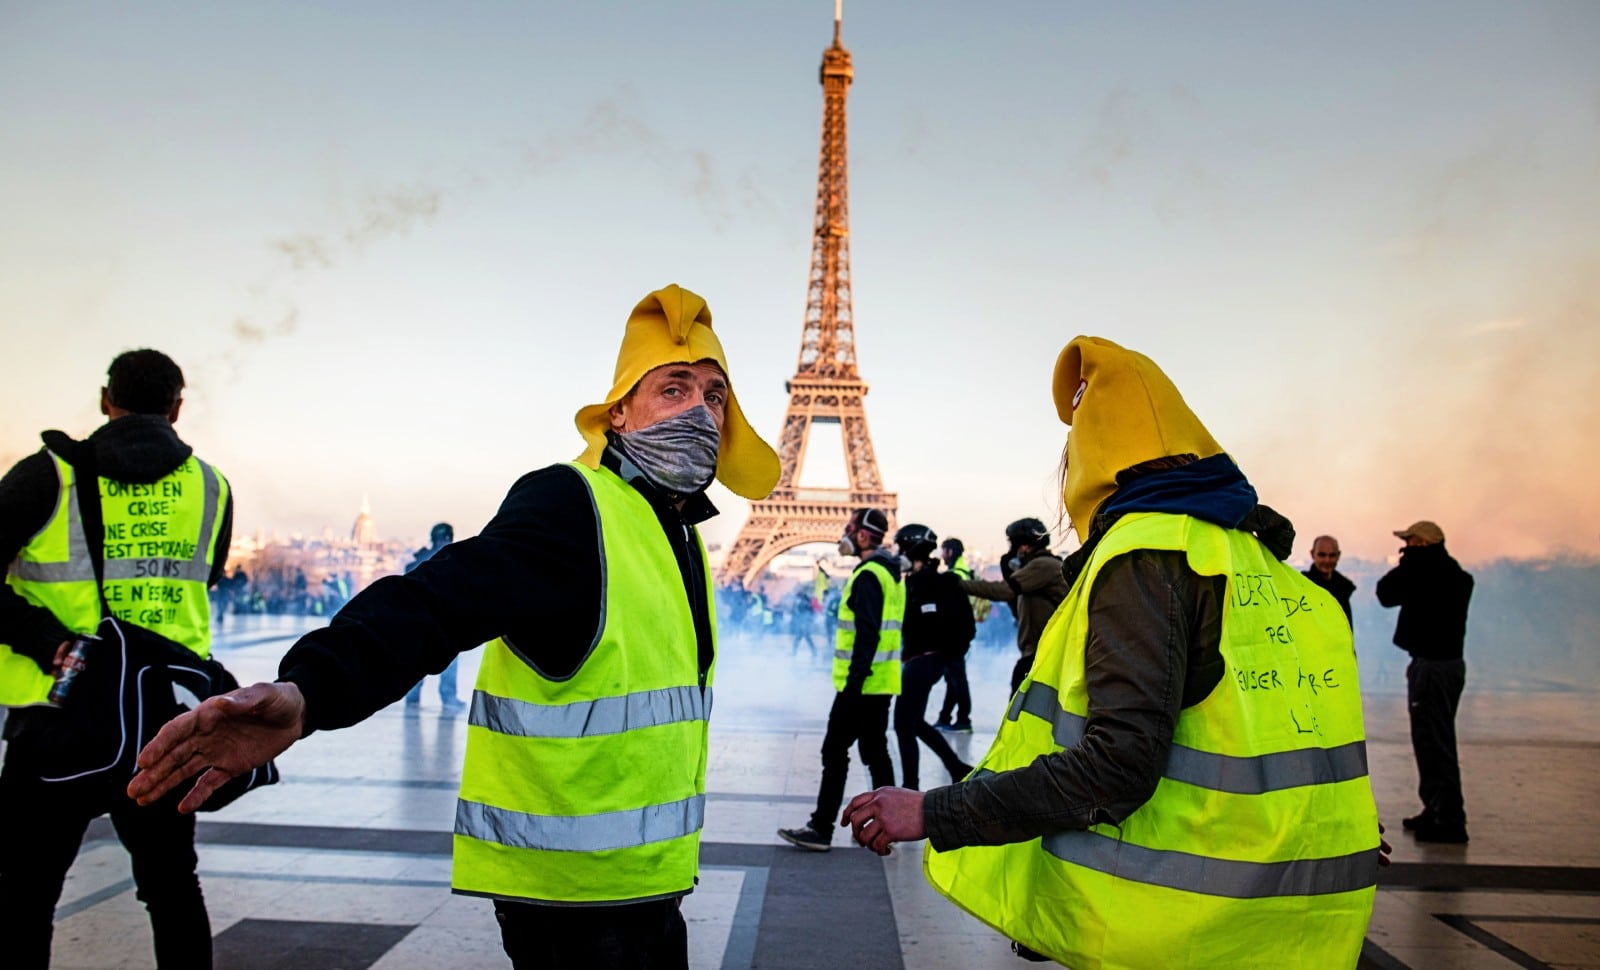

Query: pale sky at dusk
left=3, top=1, right=1596, bottom=566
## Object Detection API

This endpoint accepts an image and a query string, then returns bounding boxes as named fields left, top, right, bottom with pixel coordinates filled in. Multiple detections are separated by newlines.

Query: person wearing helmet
left=960, top=516, right=1071, bottom=694
left=843, top=336, right=1381, bottom=967
left=402, top=522, right=462, bottom=713
left=128, top=285, right=781, bottom=969
left=778, top=507, right=902, bottom=852
left=890, top=523, right=975, bottom=790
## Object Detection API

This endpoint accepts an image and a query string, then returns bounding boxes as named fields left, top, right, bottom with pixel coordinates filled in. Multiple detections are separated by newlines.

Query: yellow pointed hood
left=575, top=284, right=780, bottom=500
left=1053, top=336, right=1224, bottom=538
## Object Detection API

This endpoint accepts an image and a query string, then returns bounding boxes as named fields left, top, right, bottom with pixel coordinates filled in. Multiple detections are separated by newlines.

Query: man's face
left=1311, top=538, right=1341, bottom=575
left=608, top=360, right=729, bottom=434
left=939, top=545, right=956, bottom=567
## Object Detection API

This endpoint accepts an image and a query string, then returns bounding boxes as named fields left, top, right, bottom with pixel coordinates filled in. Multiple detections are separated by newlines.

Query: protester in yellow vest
left=1, top=349, right=232, bottom=970
left=127, top=285, right=780, bottom=970
left=842, top=336, right=1385, bottom=968
left=778, top=507, right=903, bottom=851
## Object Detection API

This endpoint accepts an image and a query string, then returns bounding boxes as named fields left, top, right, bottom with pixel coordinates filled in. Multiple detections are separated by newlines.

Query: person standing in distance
left=934, top=537, right=983, bottom=733
left=128, top=285, right=781, bottom=970
left=1, top=349, right=233, bottom=970
left=1377, top=520, right=1474, bottom=844
left=1303, top=535, right=1356, bottom=628
left=778, top=508, right=903, bottom=852
left=402, top=522, right=463, bottom=713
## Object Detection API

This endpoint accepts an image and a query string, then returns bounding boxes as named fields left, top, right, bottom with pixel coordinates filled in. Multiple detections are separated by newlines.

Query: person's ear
left=100, top=387, right=112, bottom=417
left=608, top=400, right=627, bottom=431
left=168, top=398, right=183, bottom=424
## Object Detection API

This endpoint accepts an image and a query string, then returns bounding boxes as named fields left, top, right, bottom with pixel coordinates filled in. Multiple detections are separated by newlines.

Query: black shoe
left=777, top=825, right=832, bottom=852
left=1401, top=811, right=1434, bottom=831
left=1412, top=821, right=1469, bottom=844
left=1011, top=940, right=1052, bottom=962
left=949, top=721, right=973, bottom=734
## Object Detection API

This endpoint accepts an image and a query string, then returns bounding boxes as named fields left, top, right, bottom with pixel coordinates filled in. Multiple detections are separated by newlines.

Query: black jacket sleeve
left=842, top=567, right=883, bottom=695
left=279, top=465, right=602, bottom=733
left=923, top=549, right=1224, bottom=849
left=0, top=450, right=74, bottom=667
left=939, top=571, right=976, bottom=652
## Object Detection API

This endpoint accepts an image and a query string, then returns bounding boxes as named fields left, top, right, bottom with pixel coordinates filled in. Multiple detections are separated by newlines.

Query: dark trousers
left=0, top=749, right=211, bottom=970
left=895, top=654, right=970, bottom=789
left=809, top=692, right=894, bottom=835
left=1407, top=658, right=1467, bottom=825
left=937, top=651, right=971, bottom=725
left=494, top=897, right=688, bottom=969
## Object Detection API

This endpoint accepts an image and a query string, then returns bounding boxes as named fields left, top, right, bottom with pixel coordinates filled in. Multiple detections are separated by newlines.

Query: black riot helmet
left=893, top=523, right=939, bottom=562
left=1004, top=517, right=1050, bottom=550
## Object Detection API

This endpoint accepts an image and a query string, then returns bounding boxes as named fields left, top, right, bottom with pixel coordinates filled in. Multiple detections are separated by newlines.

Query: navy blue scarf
left=1098, top=454, right=1257, bottom=529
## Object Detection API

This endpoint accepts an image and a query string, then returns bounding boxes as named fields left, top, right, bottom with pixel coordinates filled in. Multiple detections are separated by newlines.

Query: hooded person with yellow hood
left=125, top=285, right=780, bottom=970
left=842, top=337, right=1381, bottom=968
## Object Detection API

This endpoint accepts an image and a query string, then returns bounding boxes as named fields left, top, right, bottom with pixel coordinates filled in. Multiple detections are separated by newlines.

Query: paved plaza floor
left=18, top=614, right=1600, bottom=968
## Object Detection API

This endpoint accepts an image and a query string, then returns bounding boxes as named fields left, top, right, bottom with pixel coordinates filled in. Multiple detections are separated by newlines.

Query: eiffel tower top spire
left=800, top=1, right=857, bottom=380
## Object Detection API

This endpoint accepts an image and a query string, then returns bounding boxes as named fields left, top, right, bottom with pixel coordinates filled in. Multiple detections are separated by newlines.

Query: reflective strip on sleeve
left=1041, top=829, right=1380, bottom=898
left=471, top=685, right=711, bottom=739
left=1008, top=681, right=1369, bottom=795
left=455, top=793, right=705, bottom=852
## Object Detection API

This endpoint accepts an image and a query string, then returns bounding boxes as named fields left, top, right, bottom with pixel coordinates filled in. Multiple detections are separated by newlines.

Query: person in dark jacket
left=891, top=524, right=975, bottom=790
left=778, top=507, right=902, bottom=852
left=126, top=285, right=782, bottom=970
left=960, top=518, right=1070, bottom=694
left=0, top=349, right=233, bottom=970
left=1303, top=534, right=1356, bottom=627
left=1377, top=520, right=1474, bottom=844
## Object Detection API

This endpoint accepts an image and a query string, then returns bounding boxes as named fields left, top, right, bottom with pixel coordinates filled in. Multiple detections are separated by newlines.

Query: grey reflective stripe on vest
left=8, top=460, right=220, bottom=585
left=835, top=619, right=903, bottom=632
left=471, top=685, right=711, bottom=738
left=1008, top=681, right=1369, bottom=795
left=455, top=793, right=705, bottom=852
left=1041, top=829, right=1379, bottom=898
left=832, top=648, right=902, bottom=664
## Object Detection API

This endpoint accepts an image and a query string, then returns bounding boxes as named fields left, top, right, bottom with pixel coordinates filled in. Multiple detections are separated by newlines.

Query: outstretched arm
left=129, top=681, right=306, bottom=812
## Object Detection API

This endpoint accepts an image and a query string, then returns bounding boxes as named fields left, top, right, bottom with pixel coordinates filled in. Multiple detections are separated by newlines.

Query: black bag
left=24, top=445, right=280, bottom=809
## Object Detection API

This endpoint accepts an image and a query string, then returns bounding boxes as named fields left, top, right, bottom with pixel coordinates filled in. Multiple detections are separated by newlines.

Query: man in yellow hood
left=127, top=285, right=780, bottom=969
left=843, top=336, right=1382, bottom=968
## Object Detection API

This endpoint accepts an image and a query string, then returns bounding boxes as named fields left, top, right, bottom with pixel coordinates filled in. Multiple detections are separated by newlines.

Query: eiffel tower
left=720, top=6, right=896, bottom=589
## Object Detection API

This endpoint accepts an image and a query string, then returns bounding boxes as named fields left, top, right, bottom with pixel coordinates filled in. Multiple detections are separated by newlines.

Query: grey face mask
left=613, top=405, right=721, bottom=496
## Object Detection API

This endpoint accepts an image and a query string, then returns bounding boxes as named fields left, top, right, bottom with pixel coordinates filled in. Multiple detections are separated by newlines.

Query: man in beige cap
left=126, top=285, right=780, bottom=969
left=1377, top=520, right=1475, bottom=844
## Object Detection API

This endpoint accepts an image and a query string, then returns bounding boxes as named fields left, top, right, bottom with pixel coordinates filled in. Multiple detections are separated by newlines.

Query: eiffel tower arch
left=720, top=10, right=896, bottom=590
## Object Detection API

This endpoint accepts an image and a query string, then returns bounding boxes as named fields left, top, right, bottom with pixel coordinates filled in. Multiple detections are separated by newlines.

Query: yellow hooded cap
left=575, top=284, right=780, bottom=500
left=1053, top=336, right=1225, bottom=539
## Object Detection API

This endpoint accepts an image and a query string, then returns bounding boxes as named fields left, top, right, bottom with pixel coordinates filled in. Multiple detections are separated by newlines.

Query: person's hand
left=1378, top=822, right=1392, bottom=867
left=841, top=787, right=926, bottom=856
left=127, top=681, right=306, bottom=813
left=50, top=639, right=73, bottom=673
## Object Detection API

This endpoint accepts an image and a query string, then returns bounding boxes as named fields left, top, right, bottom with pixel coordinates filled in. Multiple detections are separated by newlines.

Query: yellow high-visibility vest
left=925, top=512, right=1379, bottom=969
left=453, top=462, right=714, bottom=905
left=2, top=450, right=226, bottom=706
left=833, top=559, right=904, bottom=695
